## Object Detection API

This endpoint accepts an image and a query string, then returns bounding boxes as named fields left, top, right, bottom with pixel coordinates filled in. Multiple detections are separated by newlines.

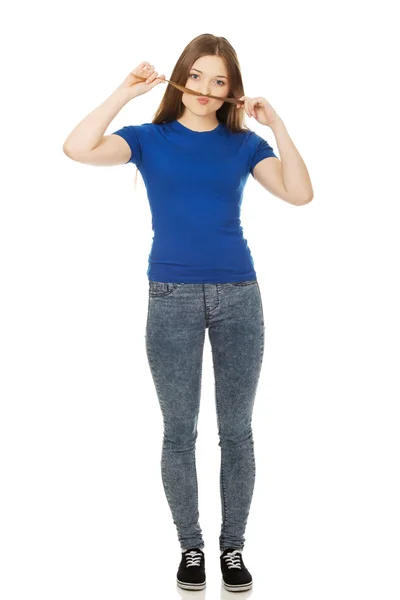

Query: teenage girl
left=63, top=33, right=313, bottom=593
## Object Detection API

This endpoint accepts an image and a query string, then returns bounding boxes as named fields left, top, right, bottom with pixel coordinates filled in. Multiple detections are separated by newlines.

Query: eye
left=189, top=73, right=226, bottom=86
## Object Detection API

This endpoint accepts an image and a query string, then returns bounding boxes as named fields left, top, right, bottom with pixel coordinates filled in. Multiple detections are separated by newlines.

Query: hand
left=237, top=95, right=282, bottom=127
left=115, top=61, right=166, bottom=99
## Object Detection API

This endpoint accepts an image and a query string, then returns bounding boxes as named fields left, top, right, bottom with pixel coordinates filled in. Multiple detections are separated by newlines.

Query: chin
left=193, top=105, right=212, bottom=113
left=188, top=103, right=210, bottom=114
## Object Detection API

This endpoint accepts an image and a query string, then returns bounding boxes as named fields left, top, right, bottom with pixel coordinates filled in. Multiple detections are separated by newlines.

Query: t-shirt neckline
left=171, top=119, right=223, bottom=134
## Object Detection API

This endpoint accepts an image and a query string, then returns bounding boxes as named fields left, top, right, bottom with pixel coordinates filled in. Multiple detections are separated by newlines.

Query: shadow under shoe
left=176, top=548, right=206, bottom=591
left=220, top=548, right=253, bottom=592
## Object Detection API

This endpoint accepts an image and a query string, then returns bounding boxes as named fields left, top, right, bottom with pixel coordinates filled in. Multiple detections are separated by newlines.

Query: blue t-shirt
left=111, top=119, right=277, bottom=283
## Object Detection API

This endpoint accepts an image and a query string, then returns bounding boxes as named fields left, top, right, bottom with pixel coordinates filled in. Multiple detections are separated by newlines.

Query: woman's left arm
left=240, top=95, right=314, bottom=205
left=270, top=118, right=314, bottom=204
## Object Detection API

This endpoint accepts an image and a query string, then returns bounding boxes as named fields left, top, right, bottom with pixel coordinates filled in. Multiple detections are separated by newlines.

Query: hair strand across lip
left=133, top=74, right=244, bottom=105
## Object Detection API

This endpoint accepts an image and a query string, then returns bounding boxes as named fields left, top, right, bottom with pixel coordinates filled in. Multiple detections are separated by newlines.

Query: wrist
left=112, top=87, right=136, bottom=103
left=269, top=117, right=284, bottom=131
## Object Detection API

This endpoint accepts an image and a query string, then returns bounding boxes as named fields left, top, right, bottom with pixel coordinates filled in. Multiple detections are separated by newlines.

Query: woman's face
left=182, top=55, right=230, bottom=116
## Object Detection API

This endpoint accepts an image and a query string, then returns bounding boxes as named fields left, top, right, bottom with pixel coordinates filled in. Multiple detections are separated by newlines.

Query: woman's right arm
left=62, top=62, right=165, bottom=166
left=62, top=89, right=134, bottom=165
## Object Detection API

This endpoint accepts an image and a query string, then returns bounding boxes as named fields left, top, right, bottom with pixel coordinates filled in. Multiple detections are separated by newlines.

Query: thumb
left=149, top=74, right=166, bottom=88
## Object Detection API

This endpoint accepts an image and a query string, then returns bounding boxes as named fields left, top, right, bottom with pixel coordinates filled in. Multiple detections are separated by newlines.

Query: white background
left=1, top=1, right=399, bottom=598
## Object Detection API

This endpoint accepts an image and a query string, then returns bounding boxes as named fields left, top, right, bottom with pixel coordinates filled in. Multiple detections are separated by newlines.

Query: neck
left=177, top=110, right=219, bottom=132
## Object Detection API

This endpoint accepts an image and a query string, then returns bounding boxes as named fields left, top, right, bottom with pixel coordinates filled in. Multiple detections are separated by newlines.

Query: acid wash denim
left=145, top=279, right=265, bottom=553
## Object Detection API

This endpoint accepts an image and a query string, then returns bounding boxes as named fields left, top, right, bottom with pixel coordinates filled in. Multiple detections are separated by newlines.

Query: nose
left=199, top=83, right=211, bottom=96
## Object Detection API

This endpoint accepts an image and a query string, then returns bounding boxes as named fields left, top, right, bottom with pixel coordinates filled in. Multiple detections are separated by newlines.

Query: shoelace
left=184, top=549, right=203, bottom=567
left=222, top=550, right=242, bottom=569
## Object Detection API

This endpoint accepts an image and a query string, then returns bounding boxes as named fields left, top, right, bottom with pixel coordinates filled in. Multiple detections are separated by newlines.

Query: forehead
left=190, top=55, right=228, bottom=77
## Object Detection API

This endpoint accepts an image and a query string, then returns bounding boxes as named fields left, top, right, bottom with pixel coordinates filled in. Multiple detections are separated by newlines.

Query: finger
left=239, top=97, right=251, bottom=117
left=149, top=73, right=165, bottom=87
left=141, top=63, right=153, bottom=75
left=145, top=70, right=158, bottom=84
left=139, top=62, right=151, bottom=73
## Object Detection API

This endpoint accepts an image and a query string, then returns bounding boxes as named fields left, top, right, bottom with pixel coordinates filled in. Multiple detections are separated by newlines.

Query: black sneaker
left=220, top=548, right=253, bottom=592
left=176, top=547, right=206, bottom=591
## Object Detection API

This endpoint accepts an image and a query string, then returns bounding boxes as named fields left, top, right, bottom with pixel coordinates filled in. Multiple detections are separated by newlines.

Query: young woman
left=63, top=33, right=313, bottom=593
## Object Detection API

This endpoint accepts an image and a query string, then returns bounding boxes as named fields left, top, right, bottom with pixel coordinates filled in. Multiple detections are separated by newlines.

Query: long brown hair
left=134, top=33, right=250, bottom=188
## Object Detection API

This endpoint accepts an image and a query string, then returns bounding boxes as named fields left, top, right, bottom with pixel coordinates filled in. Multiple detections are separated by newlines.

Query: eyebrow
left=190, top=68, right=228, bottom=79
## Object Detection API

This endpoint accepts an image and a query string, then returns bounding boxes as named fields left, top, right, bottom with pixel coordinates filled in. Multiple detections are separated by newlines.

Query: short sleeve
left=111, top=125, right=142, bottom=167
left=249, top=131, right=278, bottom=176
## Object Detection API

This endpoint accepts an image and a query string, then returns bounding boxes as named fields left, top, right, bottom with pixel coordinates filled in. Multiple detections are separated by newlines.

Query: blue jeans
left=145, top=280, right=265, bottom=553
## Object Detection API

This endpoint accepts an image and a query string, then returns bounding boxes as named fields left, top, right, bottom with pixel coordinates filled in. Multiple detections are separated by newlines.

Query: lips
left=197, top=97, right=210, bottom=104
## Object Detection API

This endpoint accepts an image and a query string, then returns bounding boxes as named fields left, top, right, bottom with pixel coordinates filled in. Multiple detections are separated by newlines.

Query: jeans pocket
left=149, top=281, right=181, bottom=297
